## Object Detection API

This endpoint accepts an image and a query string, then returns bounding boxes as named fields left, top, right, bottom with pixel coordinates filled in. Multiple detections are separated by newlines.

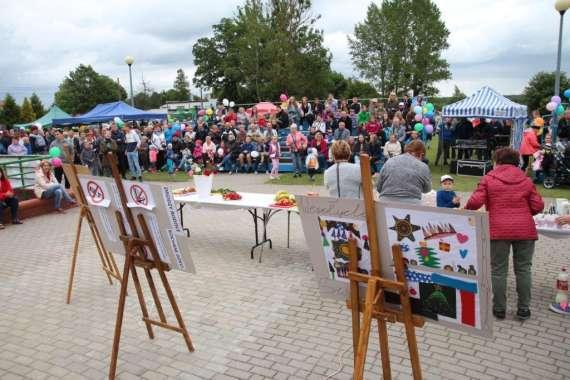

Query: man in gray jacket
left=376, top=140, right=431, bottom=203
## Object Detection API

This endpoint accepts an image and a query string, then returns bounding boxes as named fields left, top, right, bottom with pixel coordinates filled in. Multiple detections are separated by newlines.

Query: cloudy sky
left=1, top=0, right=569, bottom=106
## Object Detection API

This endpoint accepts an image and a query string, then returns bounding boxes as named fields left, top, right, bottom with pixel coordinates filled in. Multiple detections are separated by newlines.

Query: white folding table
left=173, top=192, right=297, bottom=261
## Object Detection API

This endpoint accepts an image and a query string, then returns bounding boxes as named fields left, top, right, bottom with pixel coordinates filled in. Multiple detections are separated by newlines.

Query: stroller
left=543, top=142, right=570, bottom=189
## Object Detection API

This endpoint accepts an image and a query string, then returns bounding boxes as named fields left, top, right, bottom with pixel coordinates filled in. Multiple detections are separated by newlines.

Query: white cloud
left=1, top=0, right=569, bottom=106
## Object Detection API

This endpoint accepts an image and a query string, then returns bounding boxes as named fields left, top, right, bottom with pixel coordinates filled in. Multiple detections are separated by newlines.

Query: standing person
left=80, top=140, right=100, bottom=176
left=151, top=125, right=166, bottom=171
left=124, top=123, right=142, bottom=181
left=99, top=129, right=118, bottom=177
left=556, top=109, right=570, bottom=144
left=386, top=92, right=399, bottom=120
left=34, top=160, right=75, bottom=212
left=324, top=140, right=362, bottom=199
left=520, top=123, right=541, bottom=173
left=465, top=148, right=544, bottom=320
left=286, top=124, right=308, bottom=177
left=29, top=125, right=48, bottom=154
left=49, top=129, right=73, bottom=188
left=300, top=97, right=313, bottom=130
left=0, top=167, right=23, bottom=228
left=434, top=118, right=455, bottom=166
left=268, top=135, right=281, bottom=179
left=376, top=140, right=431, bottom=203
left=111, top=122, right=127, bottom=179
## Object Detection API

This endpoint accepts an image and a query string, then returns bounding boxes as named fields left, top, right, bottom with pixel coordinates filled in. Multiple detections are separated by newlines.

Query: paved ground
left=0, top=173, right=569, bottom=380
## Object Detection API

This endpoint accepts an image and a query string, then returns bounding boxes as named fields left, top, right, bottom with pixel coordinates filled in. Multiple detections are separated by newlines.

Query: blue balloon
left=564, top=88, right=570, bottom=99
left=413, top=106, right=422, bottom=114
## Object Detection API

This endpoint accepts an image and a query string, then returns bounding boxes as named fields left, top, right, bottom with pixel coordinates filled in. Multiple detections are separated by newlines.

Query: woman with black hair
left=0, top=167, right=23, bottom=229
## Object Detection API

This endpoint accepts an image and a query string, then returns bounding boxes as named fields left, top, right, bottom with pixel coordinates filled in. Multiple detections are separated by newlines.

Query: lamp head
left=124, top=56, right=134, bottom=65
left=555, top=0, right=570, bottom=12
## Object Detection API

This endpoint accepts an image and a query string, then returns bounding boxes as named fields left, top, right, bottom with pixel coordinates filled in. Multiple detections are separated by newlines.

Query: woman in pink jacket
left=519, top=124, right=540, bottom=172
left=465, top=148, right=544, bottom=321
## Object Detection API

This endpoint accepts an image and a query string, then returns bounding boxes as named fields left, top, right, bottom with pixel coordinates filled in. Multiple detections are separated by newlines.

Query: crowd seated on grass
left=1, top=95, right=568, bottom=183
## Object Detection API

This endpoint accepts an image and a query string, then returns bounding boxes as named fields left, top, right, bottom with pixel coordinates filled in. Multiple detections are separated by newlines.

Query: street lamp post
left=124, top=56, right=135, bottom=107
left=552, top=0, right=570, bottom=142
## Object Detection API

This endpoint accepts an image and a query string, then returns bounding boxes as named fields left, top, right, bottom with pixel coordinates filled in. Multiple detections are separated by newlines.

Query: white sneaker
left=269, top=175, right=275, bottom=180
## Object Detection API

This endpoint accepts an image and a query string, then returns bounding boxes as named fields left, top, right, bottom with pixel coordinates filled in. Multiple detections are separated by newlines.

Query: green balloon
left=426, top=103, right=435, bottom=112
left=556, top=104, right=565, bottom=116
left=414, top=123, right=424, bottom=132
left=49, top=146, right=61, bottom=158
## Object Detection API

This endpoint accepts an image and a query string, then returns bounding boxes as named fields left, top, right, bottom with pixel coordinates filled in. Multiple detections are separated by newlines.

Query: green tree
left=29, top=93, right=45, bottom=118
left=54, top=64, right=127, bottom=114
left=348, top=0, right=451, bottom=97
left=327, top=71, right=348, bottom=98
left=193, top=0, right=331, bottom=103
left=20, top=97, right=36, bottom=123
left=173, top=69, right=190, bottom=101
left=343, top=77, right=380, bottom=99
left=522, top=71, right=570, bottom=114
left=0, top=94, right=21, bottom=127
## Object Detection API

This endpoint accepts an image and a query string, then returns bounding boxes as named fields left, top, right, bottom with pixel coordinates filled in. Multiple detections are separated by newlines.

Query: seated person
left=0, top=167, right=23, bottom=228
left=33, top=160, right=75, bottom=213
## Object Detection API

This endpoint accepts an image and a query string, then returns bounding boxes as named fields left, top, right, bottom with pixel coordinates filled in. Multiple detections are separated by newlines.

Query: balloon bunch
left=546, top=93, right=567, bottom=116
left=48, top=146, right=63, bottom=167
left=413, top=102, right=435, bottom=134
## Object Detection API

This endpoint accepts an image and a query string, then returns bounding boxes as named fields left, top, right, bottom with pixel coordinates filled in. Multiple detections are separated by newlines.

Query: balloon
left=422, top=106, right=429, bottom=114
left=414, top=106, right=422, bottom=114
left=425, top=111, right=434, bottom=118
left=229, top=101, right=235, bottom=108
left=49, top=146, right=61, bottom=158
left=564, top=89, right=570, bottom=99
left=556, top=104, right=565, bottom=116
left=222, top=98, right=229, bottom=106
left=51, top=157, right=62, bottom=168
left=424, top=124, right=434, bottom=134
left=426, top=103, right=434, bottom=112
left=280, top=93, right=288, bottom=102
left=414, top=123, right=424, bottom=132
left=546, top=101, right=557, bottom=112
left=198, top=110, right=205, bottom=116
left=551, top=95, right=562, bottom=104
left=414, top=114, right=422, bottom=122
left=217, top=148, right=224, bottom=156
left=206, top=108, right=213, bottom=116
left=422, top=117, right=430, bottom=126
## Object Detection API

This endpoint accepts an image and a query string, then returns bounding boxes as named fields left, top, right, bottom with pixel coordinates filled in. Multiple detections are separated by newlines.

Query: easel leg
left=348, top=239, right=360, bottom=369
left=354, top=279, right=377, bottom=380
left=377, top=303, right=392, bottom=380
left=130, top=265, right=155, bottom=339
left=87, top=210, right=118, bottom=283
left=109, top=252, right=133, bottom=380
left=66, top=213, right=84, bottom=304
left=144, top=268, right=167, bottom=323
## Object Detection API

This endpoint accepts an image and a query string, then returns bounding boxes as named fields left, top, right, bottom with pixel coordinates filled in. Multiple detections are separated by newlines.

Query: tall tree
left=173, top=69, right=190, bottom=101
left=523, top=71, right=570, bottom=114
left=348, top=0, right=451, bottom=96
left=29, top=93, right=45, bottom=117
left=0, top=94, right=21, bottom=127
left=20, top=97, right=36, bottom=123
left=193, top=0, right=331, bottom=103
left=54, top=64, right=127, bottom=114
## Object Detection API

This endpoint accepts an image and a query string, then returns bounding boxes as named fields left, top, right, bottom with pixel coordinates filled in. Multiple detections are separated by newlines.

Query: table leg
left=287, top=211, right=291, bottom=249
left=177, top=203, right=190, bottom=237
left=249, top=208, right=273, bottom=261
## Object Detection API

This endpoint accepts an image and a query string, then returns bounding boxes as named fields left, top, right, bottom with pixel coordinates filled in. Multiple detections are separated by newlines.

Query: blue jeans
left=291, top=152, right=303, bottom=174
left=42, top=184, right=73, bottom=209
left=221, top=154, right=235, bottom=172
left=126, top=151, right=142, bottom=178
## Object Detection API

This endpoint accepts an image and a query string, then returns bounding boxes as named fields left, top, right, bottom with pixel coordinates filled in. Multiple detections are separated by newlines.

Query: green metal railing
left=0, top=155, right=49, bottom=189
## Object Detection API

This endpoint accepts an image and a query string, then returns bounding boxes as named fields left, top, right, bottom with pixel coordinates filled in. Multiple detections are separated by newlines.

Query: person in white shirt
left=383, top=134, right=402, bottom=159
left=124, top=123, right=142, bottom=181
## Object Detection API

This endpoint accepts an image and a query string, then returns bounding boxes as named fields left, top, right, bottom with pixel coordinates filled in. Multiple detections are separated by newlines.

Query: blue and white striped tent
left=442, top=86, right=528, bottom=149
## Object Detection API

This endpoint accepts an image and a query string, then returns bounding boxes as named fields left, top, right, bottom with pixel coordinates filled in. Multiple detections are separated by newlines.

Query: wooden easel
left=106, top=154, right=194, bottom=380
left=62, top=164, right=122, bottom=304
left=347, top=154, right=424, bottom=380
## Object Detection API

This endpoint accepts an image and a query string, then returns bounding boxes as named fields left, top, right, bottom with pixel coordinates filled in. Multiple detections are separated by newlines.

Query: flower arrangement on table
left=187, top=162, right=217, bottom=198
left=186, top=162, right=217, bottom=177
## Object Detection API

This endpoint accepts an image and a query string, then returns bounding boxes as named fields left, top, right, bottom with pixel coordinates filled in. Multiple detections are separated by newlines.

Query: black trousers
left=435, top=141, right=451, bottom=165
left=54, top=166, right=70, bottom=189
left=0, top=196, right=19, bottom=221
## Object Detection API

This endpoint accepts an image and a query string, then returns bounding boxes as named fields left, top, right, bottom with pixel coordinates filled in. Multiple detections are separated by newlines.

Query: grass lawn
left=142, top=171, right=190, bottom=182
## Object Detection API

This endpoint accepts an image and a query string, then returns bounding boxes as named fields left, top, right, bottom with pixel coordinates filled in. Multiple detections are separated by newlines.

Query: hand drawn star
left=390, top=214, right=420, bottom=242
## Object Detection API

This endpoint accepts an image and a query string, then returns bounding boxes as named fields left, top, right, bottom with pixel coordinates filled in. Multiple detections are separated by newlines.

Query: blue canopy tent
left=52, top=101, right=166, bottom=125
left=442, top=86, right=528, bottom=149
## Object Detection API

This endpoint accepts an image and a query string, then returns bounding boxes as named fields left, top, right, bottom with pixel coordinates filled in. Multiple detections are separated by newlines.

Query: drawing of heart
left=456, top=233, right=469, bottom=244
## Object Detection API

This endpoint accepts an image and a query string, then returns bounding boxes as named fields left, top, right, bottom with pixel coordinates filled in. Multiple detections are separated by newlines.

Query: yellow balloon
left=206, top=108, right=213, bottom=116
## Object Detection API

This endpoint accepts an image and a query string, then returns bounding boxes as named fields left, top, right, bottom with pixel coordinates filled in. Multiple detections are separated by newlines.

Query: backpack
left=308, top=155, right=318, bottom=169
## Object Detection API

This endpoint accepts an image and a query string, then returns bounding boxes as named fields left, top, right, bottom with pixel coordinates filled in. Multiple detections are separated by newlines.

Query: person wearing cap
left=519, top=122, right=541, bottom=173
left=436, top=175, right=460, bottom=208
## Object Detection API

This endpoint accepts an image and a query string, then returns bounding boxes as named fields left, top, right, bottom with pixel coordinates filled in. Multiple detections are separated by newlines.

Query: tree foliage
left=522, top=71, right=570, bottom=114
left=29, top=93, right=45, bottom=118
left=173, top=69, right=190, bottom=101
left=0, top=94, right=21, bottom=127
left=20, top=97, right=36, bottom=123
left=348, top=0, right=451, bottom=97
left=54, top=64, right=127, bottom=114
left=193, top=0, right=331, bottom=103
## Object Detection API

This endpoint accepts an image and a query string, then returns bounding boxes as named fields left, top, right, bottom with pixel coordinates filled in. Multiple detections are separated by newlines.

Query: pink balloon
left=551, top=95, right=562, bottom=104
left=198, top=110, right=206, bottom=116
left=422, top=117, right=430, bottom=126
left=546, top=101, right=557, bottom=112
left=51, top=158, right=62, bottom=168
left=414, top=114, right=422, bottom=122
left=424, top=124, right=434, bottom=134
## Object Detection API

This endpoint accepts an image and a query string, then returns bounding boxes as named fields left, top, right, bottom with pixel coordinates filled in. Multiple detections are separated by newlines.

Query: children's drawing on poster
left=318, top=217, right=371, bottom=282
left=383, top=207, right=479, bottom=276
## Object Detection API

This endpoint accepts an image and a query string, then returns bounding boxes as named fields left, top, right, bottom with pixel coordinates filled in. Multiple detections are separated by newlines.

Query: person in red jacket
left=309, top=132, right=328, bottom=171
left=465, top=147, right=544, bottom=321
left=0, top=167, right=23, bottom=229
left=519, top=123, right=540, bottom=173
